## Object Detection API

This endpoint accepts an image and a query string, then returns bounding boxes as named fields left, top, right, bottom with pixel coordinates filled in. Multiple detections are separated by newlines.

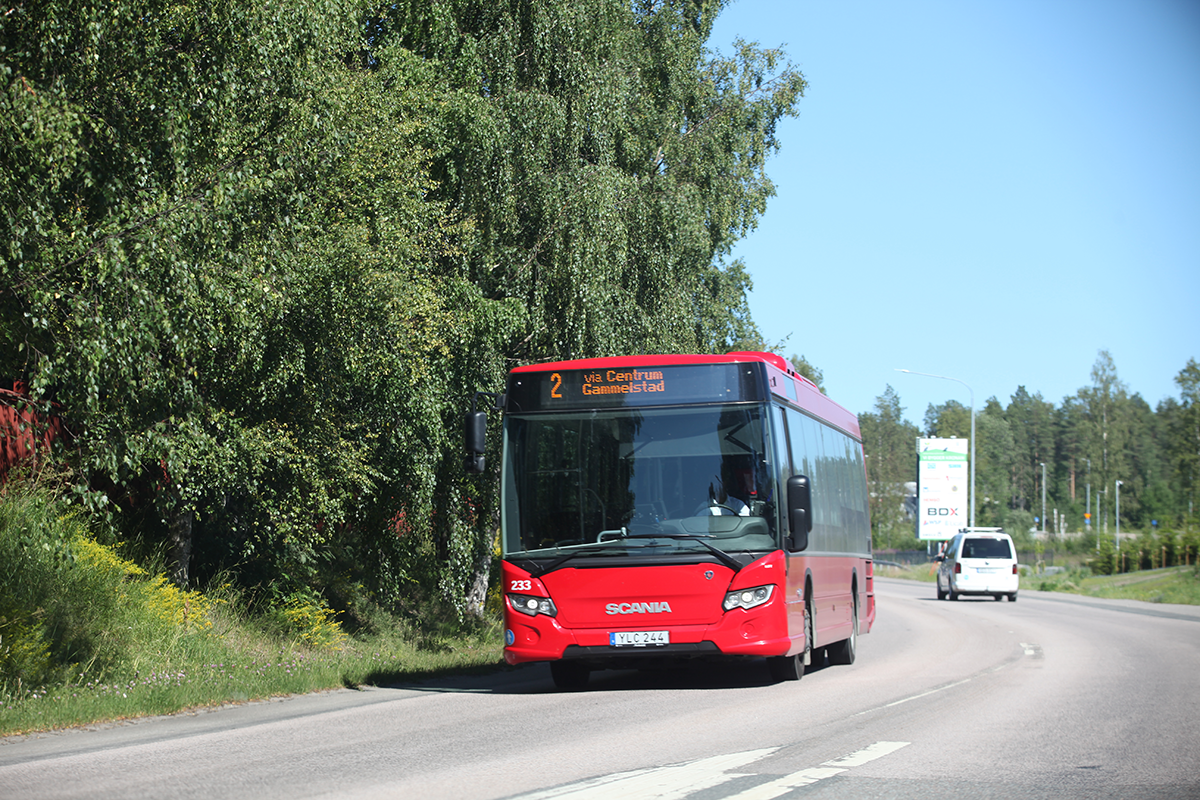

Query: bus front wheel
left=768, top=652, right=802, bottom=681
left=769, top=600, right=811, bottom=682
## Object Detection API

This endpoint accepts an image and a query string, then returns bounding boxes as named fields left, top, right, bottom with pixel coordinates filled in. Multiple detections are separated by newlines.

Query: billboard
left=917, top=438, right=969, bottom=540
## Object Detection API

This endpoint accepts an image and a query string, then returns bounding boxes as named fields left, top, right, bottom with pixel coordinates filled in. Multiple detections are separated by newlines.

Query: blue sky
left=708, top=0, right=1200, bottom=424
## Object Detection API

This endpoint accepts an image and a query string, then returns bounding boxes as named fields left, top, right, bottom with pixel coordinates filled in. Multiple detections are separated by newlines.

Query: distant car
left=935, top=530, right=1019, bottom=602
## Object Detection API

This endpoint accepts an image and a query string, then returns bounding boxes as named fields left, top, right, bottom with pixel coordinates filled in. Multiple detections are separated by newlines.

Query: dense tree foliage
left=8, top=2, right=1187, bottom=604
left=858, top=385, right=919, bottom=547
left=865, top=351, right=1199, bottom=548
left=2, top=0, right=803, bottom=613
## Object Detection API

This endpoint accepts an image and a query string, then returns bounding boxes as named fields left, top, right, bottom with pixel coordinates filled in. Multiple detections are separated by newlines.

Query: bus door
left=771, top=404, right=806, bottom=656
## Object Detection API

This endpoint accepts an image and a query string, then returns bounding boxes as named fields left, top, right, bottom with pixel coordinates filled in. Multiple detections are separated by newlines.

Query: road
left=2, top=578, right=1199, bottom=799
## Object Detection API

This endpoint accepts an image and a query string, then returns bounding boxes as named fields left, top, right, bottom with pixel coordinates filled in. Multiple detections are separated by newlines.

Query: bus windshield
left=501, top=404, right=778, bottom=560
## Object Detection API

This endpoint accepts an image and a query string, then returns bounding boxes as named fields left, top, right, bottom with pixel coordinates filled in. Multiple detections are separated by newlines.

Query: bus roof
left=511, top=352, right=861, bottom=440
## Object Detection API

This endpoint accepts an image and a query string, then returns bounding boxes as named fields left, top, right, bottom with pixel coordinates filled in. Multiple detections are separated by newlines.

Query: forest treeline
left=1, top=0, right=804, bottom=614
left=860, top=351, right=1200, bottom=550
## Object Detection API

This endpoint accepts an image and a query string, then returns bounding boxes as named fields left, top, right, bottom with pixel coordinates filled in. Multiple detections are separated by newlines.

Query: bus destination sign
left=507, top=363, right=763, bottom=412
left=576, top=368, right=665, bottom=398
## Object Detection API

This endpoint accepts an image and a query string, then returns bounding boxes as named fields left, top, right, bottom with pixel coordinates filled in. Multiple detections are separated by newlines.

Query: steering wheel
left=693, top=503, right=738, bottom=516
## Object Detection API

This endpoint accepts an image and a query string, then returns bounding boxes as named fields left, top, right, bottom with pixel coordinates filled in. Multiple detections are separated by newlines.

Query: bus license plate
left=610, top=630, right=669, bottom=647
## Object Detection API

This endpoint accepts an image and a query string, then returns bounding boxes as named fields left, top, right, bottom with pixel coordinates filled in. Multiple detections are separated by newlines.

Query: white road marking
left=508, top=741, right=910, bottom=800
left=511, top=748, right=778, bottom=800
left=822, top=740, right=911, bottom=767
left=852, top=647, right=1028, bottom=719
left=723, top=741, right=911, bottom=799
left=852, top=676, right=973, bottom=715
left=719, top=767, right=847, bottom=800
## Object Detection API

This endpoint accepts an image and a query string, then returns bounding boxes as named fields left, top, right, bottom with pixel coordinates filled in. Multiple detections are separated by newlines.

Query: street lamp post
left=1086, top=458, right=1093, bottom=550
left=1115, top=479, right=1123, bottom=552
left=1040, top=462, right=1046, bottom=536
left=897, top=369, right=975, bottom=529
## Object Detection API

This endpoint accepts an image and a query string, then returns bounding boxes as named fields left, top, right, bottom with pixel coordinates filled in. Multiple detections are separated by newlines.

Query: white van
left=935, top=529, right=1019, bottom=602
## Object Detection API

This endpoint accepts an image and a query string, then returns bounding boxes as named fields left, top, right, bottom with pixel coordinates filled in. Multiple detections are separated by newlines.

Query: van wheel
left=1009, top=593, right=1018, bottom=602
left=949, top=589, right=959, bottom=601
left=550, top=661, right=590, bottom=690
left=827, top=597, right=857, bottom=666
left=993, top=594, right=1003, bottom=601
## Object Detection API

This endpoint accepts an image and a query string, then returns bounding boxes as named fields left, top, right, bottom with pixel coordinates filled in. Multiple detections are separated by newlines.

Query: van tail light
left=954, top=563, right=961, bottom=574
left=1012, top=564, right=1019, bottom=575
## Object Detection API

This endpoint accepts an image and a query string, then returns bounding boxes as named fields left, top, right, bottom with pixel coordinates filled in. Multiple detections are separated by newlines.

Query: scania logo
left=605, top=601, right=673, bottom=615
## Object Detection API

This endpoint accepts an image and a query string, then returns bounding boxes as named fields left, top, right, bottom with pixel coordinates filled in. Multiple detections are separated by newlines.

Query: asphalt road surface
left=3, top=578, right=1199, bottom=799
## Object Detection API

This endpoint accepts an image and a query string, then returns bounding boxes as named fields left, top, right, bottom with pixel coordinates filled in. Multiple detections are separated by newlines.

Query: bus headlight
left=508, top=593, right=558, bottom=617
left=723, top=585, right=774, bottom=611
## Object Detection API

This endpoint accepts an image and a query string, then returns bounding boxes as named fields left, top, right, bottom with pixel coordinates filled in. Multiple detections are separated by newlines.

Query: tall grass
left=0, top=486, right=503, bottom=736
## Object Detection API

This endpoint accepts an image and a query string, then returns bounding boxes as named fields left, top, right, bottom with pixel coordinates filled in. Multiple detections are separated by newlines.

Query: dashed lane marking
left=852, top=641, right=1035, bottom=718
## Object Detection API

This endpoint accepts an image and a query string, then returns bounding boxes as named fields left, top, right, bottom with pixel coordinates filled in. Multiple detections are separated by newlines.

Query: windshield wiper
left=609, top=532, right=744, bottom=573
left=528, top=531, right=744, bottom=578
left=529, top=543, right=623, bottom=578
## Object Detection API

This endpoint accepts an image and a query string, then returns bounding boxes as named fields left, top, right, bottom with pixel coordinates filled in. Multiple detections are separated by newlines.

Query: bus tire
left=827, top=596, right=857, bottom=666
left=768, top=652, right=802, bottom=682
left=550, top=661, right=590, bottom=691
left=769, top=596, right=812, bottom=682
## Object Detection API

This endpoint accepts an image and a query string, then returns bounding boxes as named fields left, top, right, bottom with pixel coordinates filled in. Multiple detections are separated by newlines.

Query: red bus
left=465, top=352, right=875, bottom=689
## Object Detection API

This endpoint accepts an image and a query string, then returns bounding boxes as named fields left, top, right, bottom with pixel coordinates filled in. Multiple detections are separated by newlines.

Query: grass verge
left=0, top=487, right=504, bottom=738
left=1023, top=565, right=1200, bottom=604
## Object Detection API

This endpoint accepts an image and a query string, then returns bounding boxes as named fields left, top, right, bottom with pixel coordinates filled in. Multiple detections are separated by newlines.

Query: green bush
left=259, top=590, right=349, bottom=652
left=1089, top=535, right=1117, bottom=575
left=0, top=487, right=88, bottom=690
left=0, top=485, right=220, bottom=697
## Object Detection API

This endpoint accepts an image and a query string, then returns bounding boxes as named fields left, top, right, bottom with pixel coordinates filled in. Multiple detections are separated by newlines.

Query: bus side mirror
left=464, top=411, right=487, bottom=473
left=787, top=474, right=813, bottom=551
left=464, top=392, right=504, bottom=474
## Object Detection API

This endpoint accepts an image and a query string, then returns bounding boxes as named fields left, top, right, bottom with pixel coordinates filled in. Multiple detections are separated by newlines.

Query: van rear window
left=961, top=538, right=1013, bottom=559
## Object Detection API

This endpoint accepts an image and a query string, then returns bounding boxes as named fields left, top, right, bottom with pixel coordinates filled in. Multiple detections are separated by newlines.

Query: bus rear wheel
left=827, top=597, right=857, bottom=666
left=550, top=661, right=590, bottom=690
